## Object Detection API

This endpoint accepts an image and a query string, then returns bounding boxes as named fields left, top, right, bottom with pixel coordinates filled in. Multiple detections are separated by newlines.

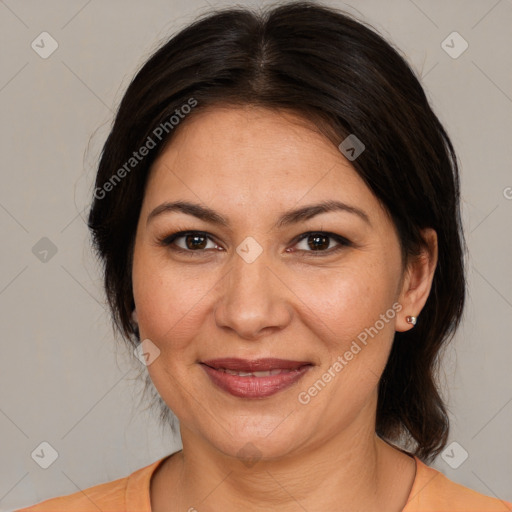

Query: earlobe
left=130, top=308, right=140, bottom=340
left=396, top=228, right=438, bottom=332
left=405, top=315, right=417, bottom=326
left=395, top=311, right=419, bottom=332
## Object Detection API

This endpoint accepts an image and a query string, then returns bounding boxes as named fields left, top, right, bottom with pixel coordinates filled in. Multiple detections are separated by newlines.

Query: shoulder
left=14, top=456, right=167, bottom=512
left=14, top=475, right=129, bottom=512
left=404, top=457, right=512, bottom=512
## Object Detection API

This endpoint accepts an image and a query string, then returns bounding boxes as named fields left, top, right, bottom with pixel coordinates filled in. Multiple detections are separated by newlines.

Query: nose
left=213, top=245, right=293, bottom=340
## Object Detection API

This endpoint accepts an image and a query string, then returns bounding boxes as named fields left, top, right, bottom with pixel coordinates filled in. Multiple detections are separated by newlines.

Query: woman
left=17, top=1, right=512, bottom=511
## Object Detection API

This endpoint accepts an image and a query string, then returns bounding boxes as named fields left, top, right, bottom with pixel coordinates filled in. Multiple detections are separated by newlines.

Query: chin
left=206, top=419, right=312, bottom=464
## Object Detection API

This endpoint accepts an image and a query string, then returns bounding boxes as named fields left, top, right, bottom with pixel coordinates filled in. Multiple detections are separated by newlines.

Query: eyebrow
left=146, top=199, right=371, bottom=229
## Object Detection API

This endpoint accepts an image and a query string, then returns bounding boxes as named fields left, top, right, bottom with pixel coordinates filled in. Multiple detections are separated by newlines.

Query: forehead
left=143, top=106, right=380, bottom=219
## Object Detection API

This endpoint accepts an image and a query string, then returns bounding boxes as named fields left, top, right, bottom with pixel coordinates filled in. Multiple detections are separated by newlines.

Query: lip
left=202, top=358, right=311, bottom=372
left=200, top=358, right=313, bottom=399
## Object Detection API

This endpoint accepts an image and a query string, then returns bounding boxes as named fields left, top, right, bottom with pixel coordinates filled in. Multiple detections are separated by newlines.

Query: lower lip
left=200, top=364, right=312, bottom=399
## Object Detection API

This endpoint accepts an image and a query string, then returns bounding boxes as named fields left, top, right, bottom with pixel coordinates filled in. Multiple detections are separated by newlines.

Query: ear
left=395, top=228, right=438, bottom=332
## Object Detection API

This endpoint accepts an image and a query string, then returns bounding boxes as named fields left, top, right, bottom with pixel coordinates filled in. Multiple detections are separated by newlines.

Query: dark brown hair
left=88, top=1, right=466, bottom=463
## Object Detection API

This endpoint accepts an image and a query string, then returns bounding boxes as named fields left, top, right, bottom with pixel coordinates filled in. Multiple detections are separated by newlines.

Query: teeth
left=220, top=368, right=292, bottom=377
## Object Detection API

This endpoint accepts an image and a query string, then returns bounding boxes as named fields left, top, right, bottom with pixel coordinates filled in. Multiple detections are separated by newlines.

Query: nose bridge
left=232, top=239, right=271, bottom=297
left=214, top=239, right=291, bottom=338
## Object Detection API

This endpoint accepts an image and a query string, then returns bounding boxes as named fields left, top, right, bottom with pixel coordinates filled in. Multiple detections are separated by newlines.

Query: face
left=132, top=106, right=422, bottom=461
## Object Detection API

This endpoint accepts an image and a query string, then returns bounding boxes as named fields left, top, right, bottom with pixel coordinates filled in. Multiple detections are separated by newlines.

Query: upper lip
left=201, top=358, right=312, bottom=372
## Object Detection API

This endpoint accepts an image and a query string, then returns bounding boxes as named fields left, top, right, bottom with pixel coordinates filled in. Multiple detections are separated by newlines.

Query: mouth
left=200, top=358, right=313, bottom=398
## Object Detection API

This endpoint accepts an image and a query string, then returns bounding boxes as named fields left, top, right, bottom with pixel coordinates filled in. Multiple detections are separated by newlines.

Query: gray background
left=1, top=0, right=511, bottom=509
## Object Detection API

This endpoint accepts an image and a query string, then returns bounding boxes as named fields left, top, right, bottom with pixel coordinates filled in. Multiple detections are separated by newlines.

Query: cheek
left=293, top=259, right=399, bottom=396
left=132, top=248, right=216, bottom=353
left=132, top=250, right=209, bottom=417
left=294, top=269, right=399, bottom=424
left=291, top=259, right=399, bottom=345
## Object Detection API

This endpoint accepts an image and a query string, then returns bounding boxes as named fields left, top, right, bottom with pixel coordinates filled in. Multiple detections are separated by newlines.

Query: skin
left=131, top=105, right=438, bottom=512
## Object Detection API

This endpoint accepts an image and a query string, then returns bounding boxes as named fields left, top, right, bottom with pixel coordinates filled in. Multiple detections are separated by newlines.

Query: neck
left=161, top=418, right=415, bottom=511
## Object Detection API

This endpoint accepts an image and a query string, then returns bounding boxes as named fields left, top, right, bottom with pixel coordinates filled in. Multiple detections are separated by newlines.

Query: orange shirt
left=15, top=455, right=512, bottom=512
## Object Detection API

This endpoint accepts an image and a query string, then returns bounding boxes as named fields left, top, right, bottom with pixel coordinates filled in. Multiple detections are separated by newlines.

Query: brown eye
left=183, top=233, right=208, bottom=250
left=159, top=231, right=220, bottom=253
left=292, top=231, right=352, bottom=256
left=307, top=234, right=330, bottom=251
left=159, top=230, right=351, bottom=257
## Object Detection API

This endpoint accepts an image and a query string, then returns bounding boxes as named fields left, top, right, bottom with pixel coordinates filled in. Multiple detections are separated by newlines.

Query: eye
left=159, top=231, right=221, bottom=254
left=158, top=230, right=351, bottom=257
left=290, top=232, right=352, bottom=256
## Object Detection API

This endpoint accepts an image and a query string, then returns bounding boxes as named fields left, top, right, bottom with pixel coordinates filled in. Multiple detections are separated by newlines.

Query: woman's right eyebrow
left=147, top=200, right=228, bottom=227
left=146, top=199, right=371, bottom=229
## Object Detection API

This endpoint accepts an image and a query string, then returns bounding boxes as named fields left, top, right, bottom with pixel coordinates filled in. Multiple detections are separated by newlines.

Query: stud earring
left=406, top=315, right=417, bottom=326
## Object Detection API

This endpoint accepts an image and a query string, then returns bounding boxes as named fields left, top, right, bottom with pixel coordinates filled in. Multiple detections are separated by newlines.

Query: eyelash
left=156, top=230, right=352, bottom=257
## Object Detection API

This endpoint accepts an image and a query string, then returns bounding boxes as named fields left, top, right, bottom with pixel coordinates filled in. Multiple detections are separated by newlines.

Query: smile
left=200, top=358, right=313, bottom=399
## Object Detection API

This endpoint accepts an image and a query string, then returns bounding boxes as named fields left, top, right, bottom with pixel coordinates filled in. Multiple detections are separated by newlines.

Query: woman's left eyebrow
left=146, top=199, right=371, bottom=228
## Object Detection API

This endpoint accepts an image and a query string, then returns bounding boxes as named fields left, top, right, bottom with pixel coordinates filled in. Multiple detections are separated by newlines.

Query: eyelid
left=288, top=232, right=352, bottom=257
left=157, top=229, right=352, bottom=256
left=293, top=231, right=352, bottom=247
left=158, top=230, right=220, bottom=254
